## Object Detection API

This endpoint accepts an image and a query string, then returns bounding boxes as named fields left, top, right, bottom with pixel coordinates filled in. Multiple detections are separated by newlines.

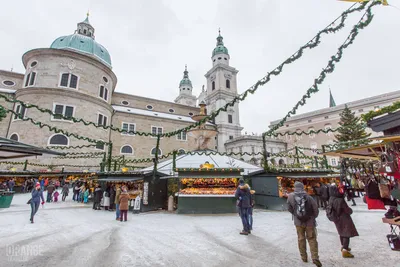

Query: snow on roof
left=0, top=88, right=16, bottom=94
left=141, top=150, right=263, bottom=176
left=113, top=105, right=197, bottom=123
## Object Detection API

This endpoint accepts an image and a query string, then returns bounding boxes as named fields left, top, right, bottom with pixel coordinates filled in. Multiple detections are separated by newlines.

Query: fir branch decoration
left=361, top=101, right=400, bottom=122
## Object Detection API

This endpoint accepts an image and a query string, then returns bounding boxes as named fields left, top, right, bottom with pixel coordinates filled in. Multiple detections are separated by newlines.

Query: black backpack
left=326, top=202, right=339, bottom=222
left=294, top=195, right=313, bottom=222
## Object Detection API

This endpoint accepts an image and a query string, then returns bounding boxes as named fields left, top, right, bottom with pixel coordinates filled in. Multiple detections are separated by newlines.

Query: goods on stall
left=179, top=178, right=237, bottom=196
left=277, top=176, right=338, bottom=198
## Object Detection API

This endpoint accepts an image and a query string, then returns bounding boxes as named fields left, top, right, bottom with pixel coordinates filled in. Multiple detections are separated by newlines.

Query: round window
left=169, top=108, right=175, bottom=113
left=188, top=112, right=194, bottom=116
left=2, top=80, right=15, bottom=86
left=146, top=105, right=153, bottom=110
left=103, top=76, right=108, bottom=83
left=121, top=101, right=129, bottom=106
left=30, top=61, right=37, bottom=67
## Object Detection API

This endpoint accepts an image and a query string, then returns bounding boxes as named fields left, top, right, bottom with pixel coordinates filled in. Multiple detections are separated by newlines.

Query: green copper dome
left=212, top=31, right=229, bottom=57
left=179, top=65, right=192, bottom=87
left=50, top=15, right=112, bottom=67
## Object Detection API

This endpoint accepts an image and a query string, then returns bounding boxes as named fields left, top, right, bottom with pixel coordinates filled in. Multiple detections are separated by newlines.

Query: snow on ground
left=0, top=191, right=398, bottom=267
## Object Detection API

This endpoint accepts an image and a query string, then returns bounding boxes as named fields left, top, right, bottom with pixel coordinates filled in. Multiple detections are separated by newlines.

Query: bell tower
left=204, top=30, right=243, bottom=152
left=174, top=65, right=197, bottom=107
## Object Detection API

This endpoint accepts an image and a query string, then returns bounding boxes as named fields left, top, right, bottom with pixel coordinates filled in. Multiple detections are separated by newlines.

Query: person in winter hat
left=328, top=185, right=359, bottom=258
left=61, top=183, right=69, bottom=201
left=287, top=181, right=321, bottom=267
left=30, top=182, right=44, bottom=223
left=235, top=179, right=252, bottom=235
left=93, top=184, right=103, bottom=210
left=118, top=186, right=130, bottom=222
left=46, top=182, right=55, bottom=203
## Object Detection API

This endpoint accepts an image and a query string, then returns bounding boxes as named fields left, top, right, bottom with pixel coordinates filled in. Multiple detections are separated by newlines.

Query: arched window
left=212, top=81, right=215, bottom=90
left=151, top=147, right=162, bottom=156
left=226, top=79, right=230, bottom=89
left=120, top=145, right=133, bottom=154
left=24, top=72, right=37, bottom=87
left=9, top=133, right=19, bottom=141
left=325, top=124, right=332, bottom=136
left=178, top=149, right=186, bottom=155
left=308, top=127, right=315, bottom=139
left=250, top=158, right=258, bottom=165
left=279, top=159, right=285, bottom=166
left=48, top=134, right=68, bottom=146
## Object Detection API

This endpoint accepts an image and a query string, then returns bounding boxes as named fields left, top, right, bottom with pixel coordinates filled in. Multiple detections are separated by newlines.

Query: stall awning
left=97, top=177, right=143, bottom=182
left=0, top=137, right=64, bottom=159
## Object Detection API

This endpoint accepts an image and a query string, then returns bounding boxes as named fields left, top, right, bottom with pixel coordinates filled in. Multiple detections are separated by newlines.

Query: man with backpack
left=287, top=181, right=321, bottom=267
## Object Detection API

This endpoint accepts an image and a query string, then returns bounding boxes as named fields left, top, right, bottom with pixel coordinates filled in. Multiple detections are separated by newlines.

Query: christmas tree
left=335, top=105, right=371, bottom=143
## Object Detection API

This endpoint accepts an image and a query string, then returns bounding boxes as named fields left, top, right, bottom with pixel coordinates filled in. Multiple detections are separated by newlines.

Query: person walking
left=249, top=189, right=256, bottom=231
left=29, top=183, right=45, bottom=223
left=61, top=183, right=69, bottom=201
left=320, top=182, right=330, bottom=210
left=115, top=185, right=121, bottom=220
left=118, top=186, right=130, bottom=222
left=235, top=179, right=252, bottom=235
left=73, top=182, right=80, bottom=201
left=103, top=185, right=111, bottom=210
left=313, top=183, right=323, bottom=209
left=328, top=184, right=359, bottom=258
left=287, top=181, right=321, bottom=267
left=9, top=179, right=15, bottom=192
left=83, top=189, right=89, bottom=204
left=46, top=183, right=55, bottom=203
left=109, top=185, right=116, bottom=211
left=93, top=184, right=103, bottom=210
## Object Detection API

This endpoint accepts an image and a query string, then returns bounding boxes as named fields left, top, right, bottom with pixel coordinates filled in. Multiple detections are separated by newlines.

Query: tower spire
left=329, top=88, right=336, bottom=107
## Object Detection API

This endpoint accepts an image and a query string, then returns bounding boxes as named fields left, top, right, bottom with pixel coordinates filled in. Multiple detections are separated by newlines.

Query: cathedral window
left=176, top=130, right=187, bottom=141
left=151, top=126, right=163, bottom=137
left=122, top=123, right=136, bottom=136
left=228, top=114, right=233, bottom=124
left=229, top=136, right=233, bottom=140
left=151, top=147, right=162, bottom=156
left=97, top=113, right=108, bottom=126
left=146, top=105, right=153, bottom=110
left=121, top=145, right=134, bottom=155
left=169, top=108, right=175, bottom=113
left=99, top=85, right=109, bottom=101
left=13, top=104, right=26, bottom=121
left=95, top=141, right=105, bottom=151
left=178, top=149, right=186, bottom=155
left=226, top=79, right=230, bottom=89
left=60, top=73, right=78, bottom=89
left=9, top=133, right=19, bottom=141
left=48, top=134, right=69, bottom=146
left=212, top=81, right=215, bottom=90
left=25, top=72, right=36, bottom=87
left=218, top=57, right=222, bottom=60
left=52, top=104, right=74, bottom=121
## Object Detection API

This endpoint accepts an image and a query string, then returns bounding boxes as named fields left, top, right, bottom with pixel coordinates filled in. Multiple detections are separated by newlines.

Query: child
left=53, top=191, right=59, bottom=202
left=84, top=189, right=89, bottom=203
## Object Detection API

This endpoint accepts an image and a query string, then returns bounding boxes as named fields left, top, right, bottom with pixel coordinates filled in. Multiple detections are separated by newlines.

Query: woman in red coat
left=329, top=185, right=359, bottom=258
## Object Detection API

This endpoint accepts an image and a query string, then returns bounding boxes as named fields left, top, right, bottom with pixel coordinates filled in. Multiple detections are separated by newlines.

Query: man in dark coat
left=61, top=183, right=69, bottom=201
left=93, top=184, right=103, bottom=210
left=235, top=179, right=252, bottom=235
left=313, top=183, right=322, bottom=208
left=46, top=183, right=55, bottom=202
left=320, top=183, right=329, bottom=209
left=109, top=185, right=116, bottom=211
left=287, top=181, right=321, bottom=267
left=328, top=185, right=359, bottom=258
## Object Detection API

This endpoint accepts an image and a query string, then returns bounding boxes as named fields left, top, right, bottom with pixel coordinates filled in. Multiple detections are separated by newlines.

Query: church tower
left=204, top=30, right=243, bottom=152
left=174, top=65, right=197, bottom=107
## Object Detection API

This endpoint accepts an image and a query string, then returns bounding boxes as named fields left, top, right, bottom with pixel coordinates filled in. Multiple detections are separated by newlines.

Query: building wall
left=112, top=92, right=199, bottom=117
left=225, top=135, right=287, bottom=166
left=270, top=91, right=400, bottom=166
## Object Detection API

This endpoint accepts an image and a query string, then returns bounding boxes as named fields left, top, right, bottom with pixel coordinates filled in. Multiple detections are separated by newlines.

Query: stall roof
left=248, top=168, right=335, bottom=177
left=98, top=177, right=143, bottom=182
left=161, top=175, right=243, bottom=179
left=280, top=175, right=340, bottom=179
left=0, top=137, right=64, bottom=159
left=320, top=135, right=400, bottom=160
left=140, top=150, right=263, bottom=176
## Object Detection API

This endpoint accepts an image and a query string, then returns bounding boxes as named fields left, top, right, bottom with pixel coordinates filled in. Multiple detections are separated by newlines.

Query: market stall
left=97, top=171, right=167, bottom=212
left=175, top=166, right=243, bottom=214
left=249, top=169, right=339, bottom=211
left=323, top=135, right=400, bottom=251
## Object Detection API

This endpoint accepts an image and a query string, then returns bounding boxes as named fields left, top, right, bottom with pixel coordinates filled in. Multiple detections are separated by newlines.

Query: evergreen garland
left=361, top=101, right=400, bottom=122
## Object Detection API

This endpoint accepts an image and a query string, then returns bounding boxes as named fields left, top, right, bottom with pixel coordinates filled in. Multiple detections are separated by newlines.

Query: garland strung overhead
left=263, top=1, right=378, bottom=138
left=47, top=144, right=100, bottom=150
left=5, top=108, right=107, bottom=145
left=266, top=127, right=339, bottom=137
left=361, top=101, right=400, bottom=122
left=0, top=161, right=99, bottom=168
left=0, top=2, right=367, bottom=139
left=323, top=137, right=371, bottom=151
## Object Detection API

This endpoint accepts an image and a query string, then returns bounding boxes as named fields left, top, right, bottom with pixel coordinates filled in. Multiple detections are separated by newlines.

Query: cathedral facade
left=0, top=15, right=248, bottom=170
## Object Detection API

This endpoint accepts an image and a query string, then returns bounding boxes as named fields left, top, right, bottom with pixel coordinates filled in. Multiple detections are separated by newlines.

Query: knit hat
left=294, top=181, right=304, bottom=190
left=35, top=182, right=40, bottom=187
left=239, top=179, right=245, bottom=185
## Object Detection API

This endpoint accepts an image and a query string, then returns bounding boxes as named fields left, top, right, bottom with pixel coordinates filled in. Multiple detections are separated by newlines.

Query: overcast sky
left=1, top=0, right=399, bottom=134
